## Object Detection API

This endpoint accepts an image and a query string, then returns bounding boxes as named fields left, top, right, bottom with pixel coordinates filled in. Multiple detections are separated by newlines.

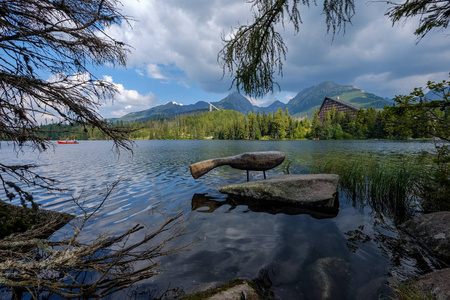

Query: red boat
left=57, top=140, right=79, bottom=144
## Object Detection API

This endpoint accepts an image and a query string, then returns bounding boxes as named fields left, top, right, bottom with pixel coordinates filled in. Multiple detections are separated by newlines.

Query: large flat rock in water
left=219, top=174, right=339, bottom=208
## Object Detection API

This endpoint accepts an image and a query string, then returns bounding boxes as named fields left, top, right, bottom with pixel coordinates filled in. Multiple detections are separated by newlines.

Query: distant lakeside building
left=318, top=97, right=358, bottom=123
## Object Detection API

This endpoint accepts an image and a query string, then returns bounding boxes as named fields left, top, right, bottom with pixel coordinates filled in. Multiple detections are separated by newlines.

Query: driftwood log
left=190, top=151, right=285, bottom=181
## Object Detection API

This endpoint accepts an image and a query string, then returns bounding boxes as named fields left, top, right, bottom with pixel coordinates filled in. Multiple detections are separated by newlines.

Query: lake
left=0, top=140, right=443, bottom=299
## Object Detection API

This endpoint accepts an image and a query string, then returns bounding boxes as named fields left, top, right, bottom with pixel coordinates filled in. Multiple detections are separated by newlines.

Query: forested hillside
left=114, top=82, right=391, bottom=123
left=287, top=81, right=389, bottom=118
left=38, top=106, right=433, bottom=141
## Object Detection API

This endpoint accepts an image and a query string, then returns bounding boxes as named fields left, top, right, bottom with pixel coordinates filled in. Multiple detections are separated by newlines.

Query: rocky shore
left=197, top=176, right=450, bottom=300
left=399, top=211, right=450, bottom=299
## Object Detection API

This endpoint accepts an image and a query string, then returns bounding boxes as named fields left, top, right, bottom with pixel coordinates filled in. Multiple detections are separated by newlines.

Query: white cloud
left=99, top=76, right=159, bottom=118
left=248, top=96, right=269, bottom=107
left=354, top=71, right=450, bottom=97
left=102, top=0, right=450, bottom=101
left=106, top=0, right=250, bottom=92
left=145, top=64, right=169, bottom=80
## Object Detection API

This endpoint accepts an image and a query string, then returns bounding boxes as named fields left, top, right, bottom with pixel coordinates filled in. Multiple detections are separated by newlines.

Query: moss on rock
left=0, top=200, right=74, bottom=240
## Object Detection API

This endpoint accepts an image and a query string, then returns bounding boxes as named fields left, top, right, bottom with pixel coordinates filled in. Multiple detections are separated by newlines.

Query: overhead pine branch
left=387, top=0, right=450, bottom=41
left=218, top=0, right=355, bottom=98
left=0, top=0, right=133, bottom=150
left=0, top=0, right=134, bottom=206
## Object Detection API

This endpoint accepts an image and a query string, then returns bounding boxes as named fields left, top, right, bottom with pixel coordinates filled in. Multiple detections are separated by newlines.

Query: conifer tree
left=1, top=0, right=133, bottom=207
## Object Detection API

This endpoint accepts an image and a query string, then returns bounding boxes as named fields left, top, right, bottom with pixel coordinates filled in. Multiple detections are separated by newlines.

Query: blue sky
left=93, top=0, right=450, bottom=118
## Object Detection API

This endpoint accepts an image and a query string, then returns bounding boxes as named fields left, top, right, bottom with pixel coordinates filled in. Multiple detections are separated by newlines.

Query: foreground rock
left=219, top=174, right=339, bottom=209
left=400, top=211, right=450, bottom=263
left=206, top=283, right=260, bottom=300
left=0, top=200, right=74, bottom=240
left=399, top=212, right=450, bottom=299
left=185, top=280, right=261, bottom=300
left=407, top=268, right=450, bottom=300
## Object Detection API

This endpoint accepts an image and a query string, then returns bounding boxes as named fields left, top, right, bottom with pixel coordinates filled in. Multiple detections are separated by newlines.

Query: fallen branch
left=0, top=180, right=192, bottom=299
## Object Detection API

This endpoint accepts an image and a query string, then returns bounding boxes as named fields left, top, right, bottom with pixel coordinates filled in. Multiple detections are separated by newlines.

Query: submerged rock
left=305, top=257, right=351, bottom=300
left=219, top=174, right=339, bottom=209
left=356, top=277, right=387, bottom=300
left=400, top=211, right=450, bottom=263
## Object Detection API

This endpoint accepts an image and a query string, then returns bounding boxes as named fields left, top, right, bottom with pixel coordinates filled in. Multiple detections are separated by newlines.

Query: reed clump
left=310, top=150, right=448, bottom=221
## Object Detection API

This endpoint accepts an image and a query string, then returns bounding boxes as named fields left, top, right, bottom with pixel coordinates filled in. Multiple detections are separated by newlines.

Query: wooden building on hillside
left=318, top=97, right=358, bottom=122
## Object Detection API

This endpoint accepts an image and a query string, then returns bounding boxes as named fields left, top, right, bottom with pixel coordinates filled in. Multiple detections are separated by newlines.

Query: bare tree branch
left=0, top=181, right=193, bottom=299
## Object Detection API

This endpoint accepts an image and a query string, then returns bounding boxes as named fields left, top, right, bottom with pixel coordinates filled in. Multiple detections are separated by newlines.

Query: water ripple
left=0, top=140, right=441, bottom=300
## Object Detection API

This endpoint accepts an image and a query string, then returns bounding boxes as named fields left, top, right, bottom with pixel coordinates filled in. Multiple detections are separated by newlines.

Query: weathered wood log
left=190, top=151, right=285, bottom=179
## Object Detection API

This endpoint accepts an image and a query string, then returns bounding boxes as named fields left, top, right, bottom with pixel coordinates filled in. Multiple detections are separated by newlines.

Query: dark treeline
left=312, top=105, right=445, bottom=140
left=37, top=106, right=435, bottom=141
left=38, top=109, right=311, bottom=140
left=311, top=106, right=387, bottom=140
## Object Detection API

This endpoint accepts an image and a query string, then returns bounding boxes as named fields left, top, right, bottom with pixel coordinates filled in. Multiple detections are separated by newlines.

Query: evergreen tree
left=261, top=111, right=270, bottom=137
left=273, top=108, right=287, bottom=139
left=247, top=112, right=262, bottom=140
left=311, top=109, right=322, bottom=139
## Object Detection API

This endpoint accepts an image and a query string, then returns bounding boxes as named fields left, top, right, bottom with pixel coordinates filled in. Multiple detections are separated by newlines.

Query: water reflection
left=191, top=193, right=339, bottom=219
left=0, top=140, right=443, bottom=300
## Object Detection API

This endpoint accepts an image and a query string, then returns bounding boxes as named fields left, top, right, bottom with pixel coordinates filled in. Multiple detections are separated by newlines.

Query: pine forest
left=38, top=106, right=438, bottom=141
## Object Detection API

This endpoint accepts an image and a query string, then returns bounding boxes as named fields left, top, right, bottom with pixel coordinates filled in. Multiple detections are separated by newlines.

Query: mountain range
left=115, top=81, right=391, bottom=123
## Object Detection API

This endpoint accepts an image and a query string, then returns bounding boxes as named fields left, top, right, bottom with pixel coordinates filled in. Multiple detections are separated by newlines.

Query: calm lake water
left=0, top=140, right=444, bottom=299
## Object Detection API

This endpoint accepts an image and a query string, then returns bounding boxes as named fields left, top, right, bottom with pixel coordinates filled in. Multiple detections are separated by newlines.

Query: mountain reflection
left=191, top=193, right=339, bottom=219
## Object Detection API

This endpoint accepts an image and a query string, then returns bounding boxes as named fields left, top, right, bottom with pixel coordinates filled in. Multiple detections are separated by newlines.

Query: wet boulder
left=400, top=211, right=450, bottom=263
left=206, top=282, right=260, bottom=300
left=408, top=268, right=450, bottom=300
left=219, top=174, right=339, bottom=209
left=188, top=280, right=261, bottom=300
